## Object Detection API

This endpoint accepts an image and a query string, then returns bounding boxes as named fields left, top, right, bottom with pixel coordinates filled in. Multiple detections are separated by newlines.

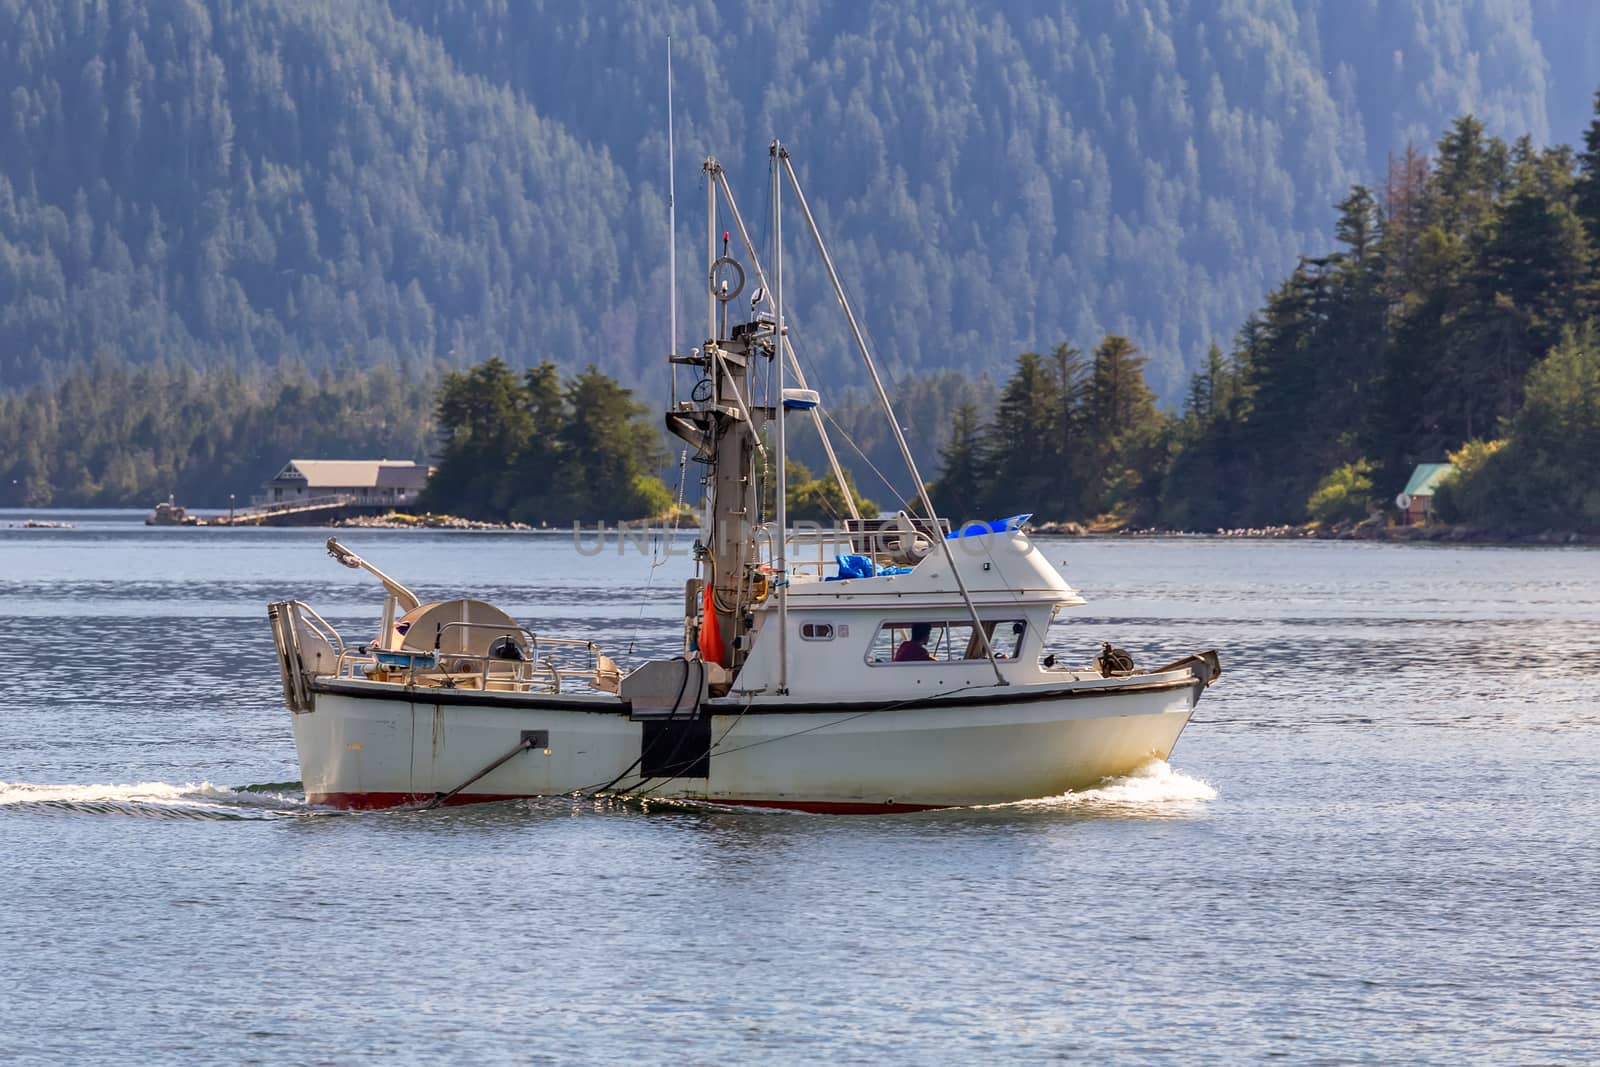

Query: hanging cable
left=626, top=448, right=689, bottom=658
left=819, top=405, right=913, bottom=509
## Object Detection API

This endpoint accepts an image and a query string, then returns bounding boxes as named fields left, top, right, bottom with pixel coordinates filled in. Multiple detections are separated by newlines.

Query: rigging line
left=702, top=685, right=761, bottom=751
left=704, top=684, right=995, bottom=760
left=782, top=151, right=1001, bottom=685
left=422, top=735, right=535, bottom=810
left=666, top=34, right=678, bottom=404
left=570, top=679, right=991, bottom=803
left=577, top=658, right=700, bottom=797
left=617, top=662, right=711, bottom=798
left=818, top=404, right=912, bottom=508
left=625, top=449, right=688, bottom=657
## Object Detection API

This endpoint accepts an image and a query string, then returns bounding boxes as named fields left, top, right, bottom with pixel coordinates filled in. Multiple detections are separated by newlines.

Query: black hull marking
left=310, top=676, right=1199, bottom=716
left=311, top=679, right=629, bottom=714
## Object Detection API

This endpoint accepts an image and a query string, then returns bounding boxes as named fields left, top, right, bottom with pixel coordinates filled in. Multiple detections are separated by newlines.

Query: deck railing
left=320, top=618, right=617, bottom=695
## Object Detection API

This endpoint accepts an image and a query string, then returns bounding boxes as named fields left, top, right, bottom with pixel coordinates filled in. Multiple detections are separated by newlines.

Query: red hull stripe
left=309, top=791, right=949, bottom=814
left=312, top=791, right=529, bottom=810
left=702, top=797, right=948, bottom=814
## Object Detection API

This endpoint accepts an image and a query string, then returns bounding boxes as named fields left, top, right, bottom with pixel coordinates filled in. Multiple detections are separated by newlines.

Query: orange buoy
left=698, top=579, right=725, bottom=666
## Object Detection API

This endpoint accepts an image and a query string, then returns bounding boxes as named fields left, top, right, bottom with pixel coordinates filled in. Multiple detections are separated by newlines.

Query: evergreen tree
left=1048, top=343, right=1088, bottom=518
left=930, top=403, right=986, bottom=524
left=422, top=358, right=533, bottom=518
left=1574, top=89, right=1600, bottom=246
left=508, top=361, right=568, bottom=518
left=1454, top=141, right=1592, bottom=436
left=1082, top=334, right=1164, bottom=518
left=982, top=352, right=1065, bottom=519
left=783, top=459, right=876, bottom=524
left=556, top=367, right=670, bottom=524
left=1439, top=329, right=1600, bottom=532
left=0, top=360, right=436, bottom=508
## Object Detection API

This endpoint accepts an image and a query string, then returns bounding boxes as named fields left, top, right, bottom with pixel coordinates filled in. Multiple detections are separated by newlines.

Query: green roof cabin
left=1397, top=462, right=1455, bottom=525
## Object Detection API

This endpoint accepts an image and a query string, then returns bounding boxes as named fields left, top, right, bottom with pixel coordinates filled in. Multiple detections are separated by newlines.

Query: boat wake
left=990, top=759, right=1218, bottom=817
left=0, top=780, right=310, bottom=820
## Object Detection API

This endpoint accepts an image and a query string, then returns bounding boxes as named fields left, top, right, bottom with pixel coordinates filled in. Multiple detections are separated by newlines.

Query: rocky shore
left=327, top=510, right=1592, bottom=544
left=332, top=512, right=533, bottom=531
left=332, top=507, right=697, bottom=531
left=1030, top=516, right=1593, bottom=544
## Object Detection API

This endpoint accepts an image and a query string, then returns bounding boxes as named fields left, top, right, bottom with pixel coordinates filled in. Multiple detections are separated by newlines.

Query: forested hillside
left=0, top=359, right=436, bottom=506
left=3, top=0, right=1597, bottom=401
left=927, top=106, right=1600, bottom=535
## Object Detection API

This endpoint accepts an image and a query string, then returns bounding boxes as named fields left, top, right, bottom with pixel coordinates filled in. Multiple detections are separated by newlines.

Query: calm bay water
left=2, top=511, right=1597, bottom=1063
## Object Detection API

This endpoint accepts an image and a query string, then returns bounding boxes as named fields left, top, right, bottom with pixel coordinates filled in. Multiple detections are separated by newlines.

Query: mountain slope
left=1, top=0, right=1595, bottom=400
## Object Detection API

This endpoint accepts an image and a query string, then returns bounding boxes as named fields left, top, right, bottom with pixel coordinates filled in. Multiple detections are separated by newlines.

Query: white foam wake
left=995, top=759, right=1218, bottom=816
left=0, top=780, right=303, bottom=819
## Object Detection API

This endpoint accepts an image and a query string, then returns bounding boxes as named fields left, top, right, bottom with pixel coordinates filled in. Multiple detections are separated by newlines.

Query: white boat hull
left=292, top=676, right=1202, bottom=812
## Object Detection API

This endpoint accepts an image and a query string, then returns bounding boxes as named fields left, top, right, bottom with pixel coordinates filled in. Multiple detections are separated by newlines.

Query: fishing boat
left=146, top=499, right=201, bottom=526
left=267, top=144, right=1221, bottom=812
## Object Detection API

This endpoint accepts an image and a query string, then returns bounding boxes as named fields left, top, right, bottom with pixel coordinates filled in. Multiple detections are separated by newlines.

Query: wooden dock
left=210, top=494, right=379, bottom=527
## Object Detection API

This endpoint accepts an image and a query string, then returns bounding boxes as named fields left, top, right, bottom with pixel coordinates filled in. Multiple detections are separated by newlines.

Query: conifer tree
left=421, top=357, right=532, bottom=518
left=930, top=402, right=986, bottom=523
left=557, top=367, right=669, bottom=523
left=1457, top=141, right=1592, bottom=434
left=1083, top=334, right=1163, bottom=517
left=1048, top=342, right=1088, bottom=518
left=1574, top=90, right=1600, bottom=247
left=982, top=352, right=1066, bottom=518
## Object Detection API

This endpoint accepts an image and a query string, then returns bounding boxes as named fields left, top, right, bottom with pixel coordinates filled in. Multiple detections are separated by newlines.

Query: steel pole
left=771, top=142, right=789, bottom=695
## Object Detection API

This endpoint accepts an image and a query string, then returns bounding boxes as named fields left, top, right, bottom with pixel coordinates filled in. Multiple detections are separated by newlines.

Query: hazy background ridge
left=2, top=0, right=1597, bottom=400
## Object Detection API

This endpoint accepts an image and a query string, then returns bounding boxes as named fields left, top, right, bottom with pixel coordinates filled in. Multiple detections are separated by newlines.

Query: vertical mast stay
left=705, top=162, right=718, bottom=370
left=711, top=169, right=860, bottom=521
left=666, top=37, right=677, bottom=405
left=771, top=141, right=789, bottom=695
left=778, top=149, right=1006, bottom=686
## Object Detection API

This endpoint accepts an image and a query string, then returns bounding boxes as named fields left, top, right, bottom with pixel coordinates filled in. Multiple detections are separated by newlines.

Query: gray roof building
left=259, top=459, right=431, bottom=506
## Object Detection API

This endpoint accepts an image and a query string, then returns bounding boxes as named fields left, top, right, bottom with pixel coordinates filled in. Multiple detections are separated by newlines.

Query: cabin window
left=981, top=620, right=1028, bottom=659
left=866, top=620, right=1027, bottom=664
left=800, top=622, right=835, bottom=641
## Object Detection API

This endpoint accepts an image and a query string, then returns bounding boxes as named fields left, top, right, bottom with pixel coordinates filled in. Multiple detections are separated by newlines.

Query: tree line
left=7, top=86, right=1600, bottom=533
left=417, top=358, right=673, bottom=524
left=0, top=359, right=435, bottom=507
left=928, top=338, right=1162, bottom=525
left=919, top=102, right=1600, bottom=535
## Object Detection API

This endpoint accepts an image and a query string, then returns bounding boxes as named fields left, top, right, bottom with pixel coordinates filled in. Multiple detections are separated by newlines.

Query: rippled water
left=3, top=511, right=1597, bottom=1062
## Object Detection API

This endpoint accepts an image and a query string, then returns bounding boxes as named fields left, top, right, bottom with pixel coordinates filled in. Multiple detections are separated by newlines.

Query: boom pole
left=771, top=141, right=789, bottom=695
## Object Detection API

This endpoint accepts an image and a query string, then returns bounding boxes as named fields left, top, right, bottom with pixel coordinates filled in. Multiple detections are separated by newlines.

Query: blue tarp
left=827, top=553, right=914, bottom=581
left=835, top=553, right=875, bottom=579
left=947, top=513, right=1032, bottom=538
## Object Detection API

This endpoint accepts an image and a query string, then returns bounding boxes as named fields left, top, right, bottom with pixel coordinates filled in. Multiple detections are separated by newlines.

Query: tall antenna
left=771, top=140, right=788, bottom=695
left=666, top=36, right=678, bottom=404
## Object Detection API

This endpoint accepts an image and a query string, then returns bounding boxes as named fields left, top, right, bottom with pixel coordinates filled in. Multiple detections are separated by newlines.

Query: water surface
left=2, top=514, right=1597, bottom=1062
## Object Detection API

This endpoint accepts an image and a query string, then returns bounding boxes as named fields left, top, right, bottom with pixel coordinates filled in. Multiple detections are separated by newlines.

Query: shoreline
left=6, top=508, right=1592, bottom=545
left=1030, top=518, right=1595, bottom=545
left=339, top=513, right=1596, bottom=544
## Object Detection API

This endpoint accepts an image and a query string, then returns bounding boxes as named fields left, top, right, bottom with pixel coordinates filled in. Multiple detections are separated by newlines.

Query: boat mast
left=778, top=149, right=1006, bottom=686
left=771, top=141, right=789, bottom=695
left=709, top=168, right=860, bottom=521
left=662, top=157, right=771, bottom=676
left=706, top=162, right=718, bottom=381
